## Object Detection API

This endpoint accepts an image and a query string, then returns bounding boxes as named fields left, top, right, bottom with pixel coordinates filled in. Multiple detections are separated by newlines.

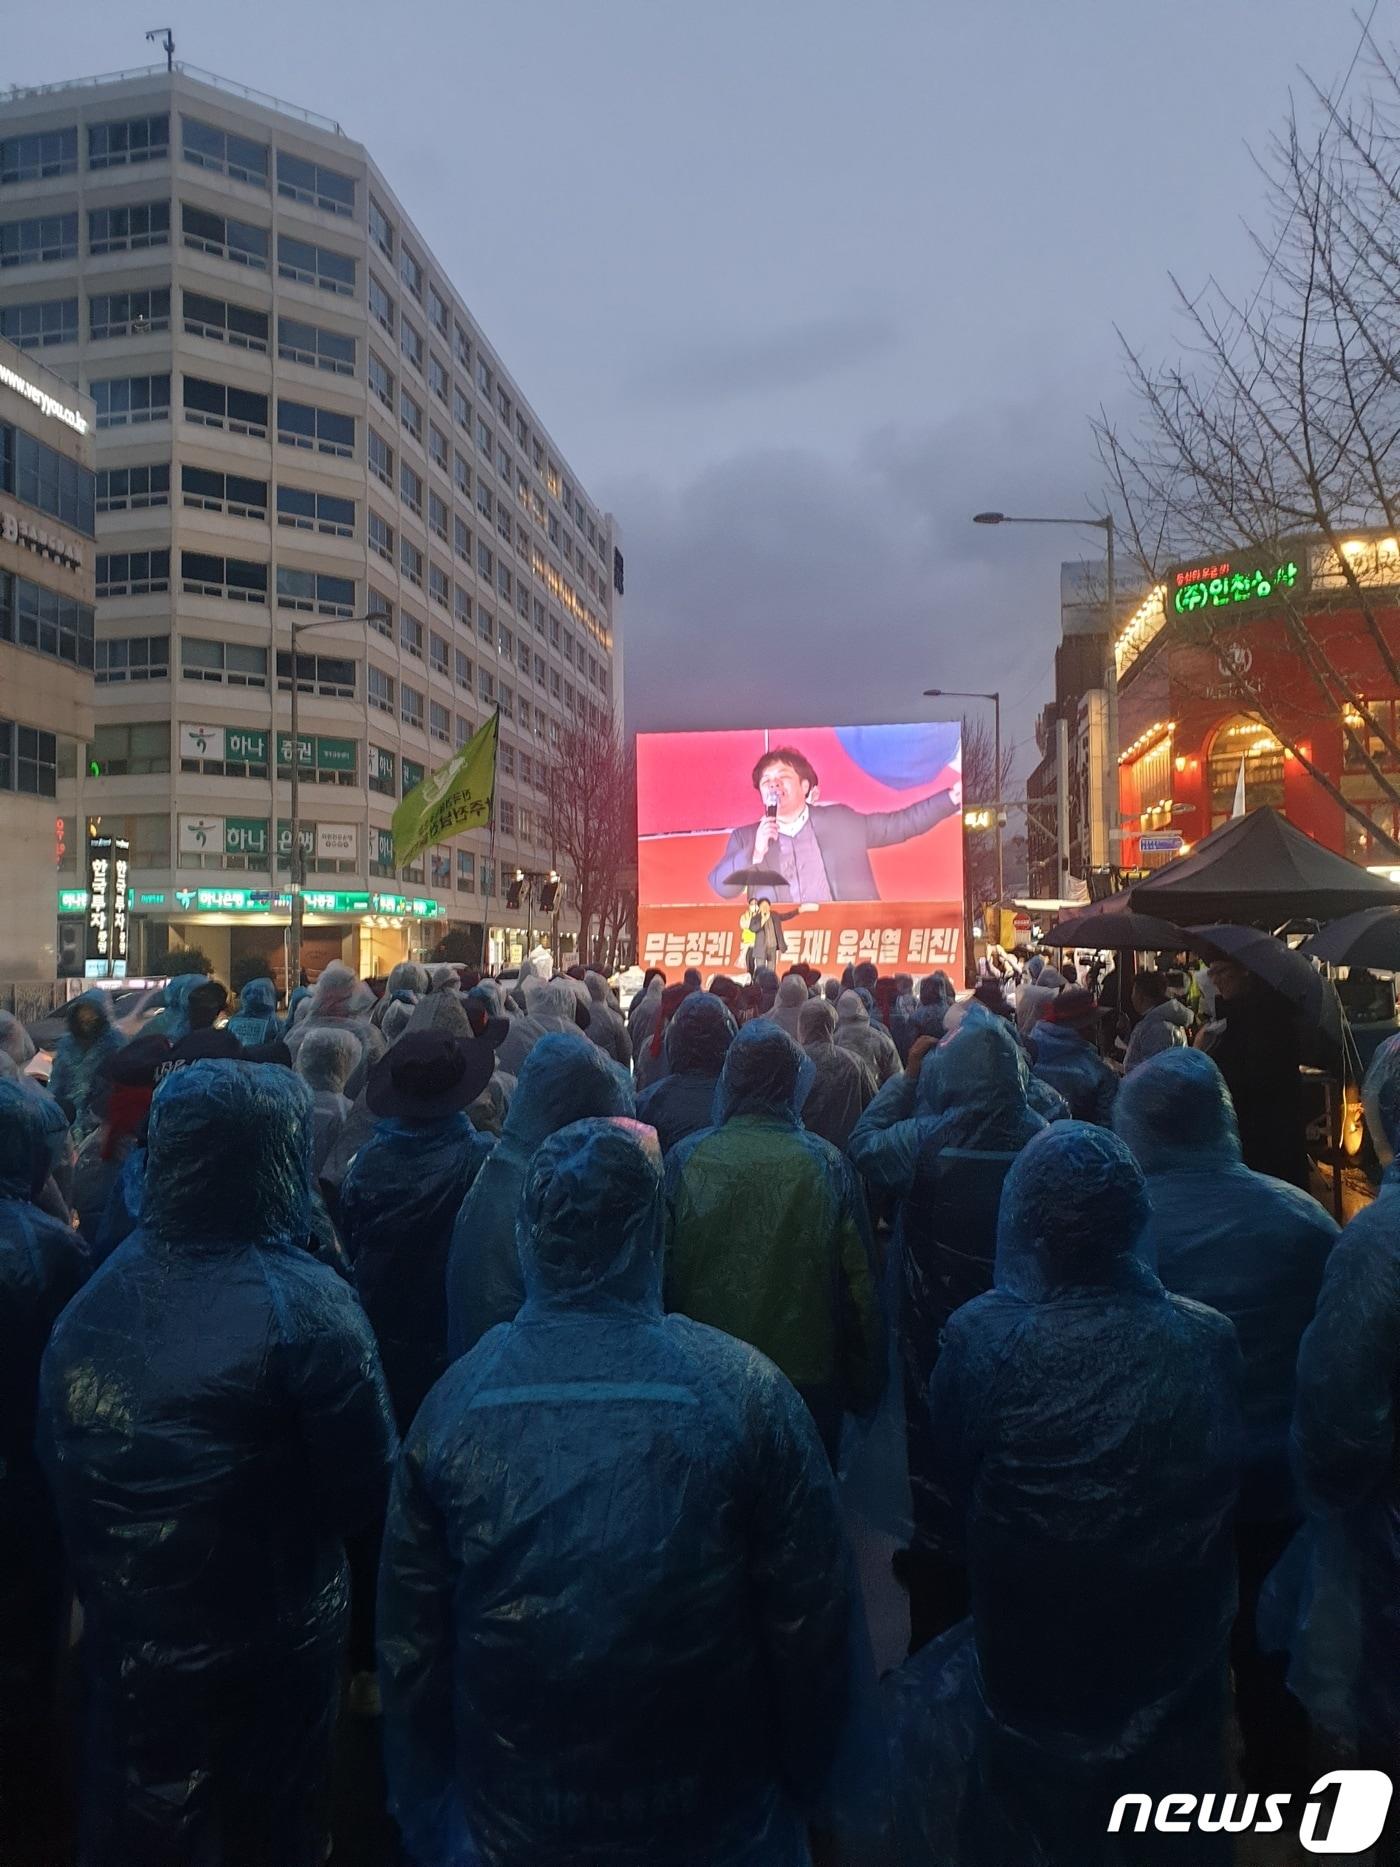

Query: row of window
left=0, top=113, right=354, bottom=212
left=0, top=421, right=95, bottom=535
left=0, top=570, right=94, bottom=670
left=0, top=719, right=56, bottom=798
left=91, top=373, right=355, bottom=456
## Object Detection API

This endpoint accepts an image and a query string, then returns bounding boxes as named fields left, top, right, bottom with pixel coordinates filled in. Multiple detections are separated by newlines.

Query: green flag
left=392, top=708, right=499, bottom=869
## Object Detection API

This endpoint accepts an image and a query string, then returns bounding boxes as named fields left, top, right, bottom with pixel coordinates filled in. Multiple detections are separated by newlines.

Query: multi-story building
left=0, top=63, right=622, bottom=981
left=0, top=333, right=95, bottom=977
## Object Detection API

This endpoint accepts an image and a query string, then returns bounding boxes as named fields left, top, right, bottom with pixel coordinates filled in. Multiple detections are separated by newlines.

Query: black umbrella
left=722, top=866, right=789, bottom=893
left=1191, top=923, right=1344, bottom=1062
left=1299, top=906, right=1400, bottom=971
left=1045, top=910, right=1195, bottom=951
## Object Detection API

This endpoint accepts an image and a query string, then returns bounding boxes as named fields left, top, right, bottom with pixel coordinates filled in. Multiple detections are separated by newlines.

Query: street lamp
left=284, top=609, right=389, bottom=989
left=923, top=687, right=1003, bottom=908
left=972, top=509, right=1118, bottom=863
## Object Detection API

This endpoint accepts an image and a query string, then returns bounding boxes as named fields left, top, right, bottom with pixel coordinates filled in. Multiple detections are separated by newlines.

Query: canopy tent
left=1125, top=808, right=1400, bottom=927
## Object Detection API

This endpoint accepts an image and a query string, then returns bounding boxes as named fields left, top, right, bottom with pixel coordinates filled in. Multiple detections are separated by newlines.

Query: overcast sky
left=6, top=0, right=1371, bottom=769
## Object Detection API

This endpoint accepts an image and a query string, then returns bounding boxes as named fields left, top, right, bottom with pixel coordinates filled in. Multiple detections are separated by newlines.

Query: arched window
left=1206, top=716, right=1284, bottom=829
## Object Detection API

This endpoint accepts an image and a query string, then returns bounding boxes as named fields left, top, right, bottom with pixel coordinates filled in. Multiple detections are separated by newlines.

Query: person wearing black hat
left=340, top=1031, right=498, bottom=1430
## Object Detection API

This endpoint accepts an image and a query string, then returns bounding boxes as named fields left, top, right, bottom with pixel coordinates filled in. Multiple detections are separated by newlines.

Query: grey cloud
left=625, top=312, right=900, bottom=406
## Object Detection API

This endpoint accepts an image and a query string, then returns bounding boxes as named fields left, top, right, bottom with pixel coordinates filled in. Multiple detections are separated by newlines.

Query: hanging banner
left=393, top=708, right=499, bottom=867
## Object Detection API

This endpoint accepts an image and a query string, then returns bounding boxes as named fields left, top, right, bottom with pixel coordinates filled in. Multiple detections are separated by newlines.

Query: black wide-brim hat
left=367, top=1029, right=496, bottom=1119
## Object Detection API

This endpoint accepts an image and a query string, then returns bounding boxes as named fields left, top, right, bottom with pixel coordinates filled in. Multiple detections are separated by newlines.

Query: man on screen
left=708, top=745, right=962, bottom=903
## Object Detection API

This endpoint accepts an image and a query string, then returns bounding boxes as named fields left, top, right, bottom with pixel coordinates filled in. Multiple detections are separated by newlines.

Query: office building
left=0, top=63, right=622, bottom=979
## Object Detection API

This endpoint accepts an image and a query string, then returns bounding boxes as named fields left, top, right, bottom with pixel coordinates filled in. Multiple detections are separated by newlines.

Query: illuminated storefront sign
left=84, top=836, right=129, bottom=976
left=1171, top=558, right=1300, bottom=615
left=62, top=886, right=442, bottom=919
left=0, top=359, right=89, bottom=434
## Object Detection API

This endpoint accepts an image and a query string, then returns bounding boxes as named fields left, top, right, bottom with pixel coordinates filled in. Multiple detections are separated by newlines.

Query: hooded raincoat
left=47, top=988, right=127, bottom=1139
left=0, top=1083, right=88, bottom=1752
left=627, top=973, right=665, bottom=1049
left=798, top=999, right=875, bottom=1152
left=284, top=962, right=386, bottom=1088
left=834, top=990, right=901, bottom=1087
left=380, top=1118, right=880, bottom=1867
left=765, top=974, right=810, bottom=1042
left=225, top=975, right=281, bottom=1048
left=663, top=1023, right=883, bottom=1455
left=341, top=1110, right=495, bottom=1429
left=495, top=978, right=581, bottom=1078
left=634, top=993, right=737, bottom=1154
left=923, top=1124, right=1242, bottom=1865
left=1029, top=1019, right=1118, bottom=1126
left=295, top=1026, right=361, bottom=1179
left=1121, top=997, right=1193, bottom=1073
left=848, top=1017, right=1046, bottom=1549
left=143, top=972, right=207, bottom=1043
left=584, top=971, right=633, bottom=1069
left=1266, top=1036, right=1400, bottom=1752
left=39, top=1061, right=397, bottom=1866
left=1115, top=1049, right=1335, bottom=1520
left=1014, top=964, right=1066, bottom=1037
left=445, top=1033, right=634, bottom=1357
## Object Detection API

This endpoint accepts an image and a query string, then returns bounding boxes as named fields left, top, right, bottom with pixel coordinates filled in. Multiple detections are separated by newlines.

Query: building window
left=277, top=233, right=355, bottom=296
left=368, top=428, right=393, bottom=488
left=454, top=451, right=471, bottom=498
left=400, top=389, right=423, bottom=442
left=479, top=668, right=495, bottom=704
left=183, top=374, right=268, bottom=437
left=180, top=637, right=268, bottom=686
left=454, top=586, right=472, bottom=631
left=276, top=149, right=354, bottom=215
left=478, top=606, right=495, bottom=647
left=428, top=425, right=449, bottom=473
left=369, top=196, right=393, bottom=259
left=477, top=541, right=493, bottom=581
left=476, top=417, right=493, bottom=456
left=400, top=247, right=423, bottom=300
left=400, top=317, right=423, bottom=372
left=401, top=539, right=424, bottom=587
left=92, top=373, right=170, bottom=429
left=89, top=287, right=169, bottom=341
left=88, top=200, right=169, bottom=256
left=1, top=127, right=77, bottom=185
left=498, top=800, right=515, bottom=837
left=0, top=721, right=57, bottom=798
left=429, top=563, right=450, bottom=608
left=428, top=352, right=448, bottom=406
left=181, top=116, right=268, bottom=184
left=454, top=516, right=472, bottom=562
left=0, top=212, right=78, bottom=267
left=87, top=721, right=170, bottom=777
left=182, top=464, right=267, bottom=519
left=430, top=700, right=451, bottom=743
left=368, top=665, right=395, bottom=714
left=277, top=568, right=355, bottom=618
left=400, top=683, right=424, bottom=729
left=88, top=114, right=168, bottom=168
left=500, top=742, right=516, bottom=778
left=96, top=462, right=169, bottom=514
left=181, top=552, right=268, bottom=604
left=428, top=490, right=448, bottom=541
left=94, top=634, right=167, bottom=684
left=278, top=315, right=355, bottom=375
left=368, top=510, right=394, bottom=562
left=182, top=287, right=268, bottom=350
left=276, top=484, right=354, bottom=536
left=455, top=648, right=473, bottom=690
left=181, top=203, right=268, bottom=268
left=96, top=549, right=170, bottom=597
left=400, top=461, right=423, bottom=515
left=453, top=386, right=471, bottom=433
left=430, top=630, right=450, bottom=676
left=368, top=351, right=394, bottom=410
left=276, top=650, right=355, bottom=697
left=455, top=323, right=471, bottom=370
left=1, top=297, right=78, bottom=349
left=456, top=848, right=475, bottom=891
left=277, top=398, right=354, bottom=457
left=368, top=593, right=393, bottom=638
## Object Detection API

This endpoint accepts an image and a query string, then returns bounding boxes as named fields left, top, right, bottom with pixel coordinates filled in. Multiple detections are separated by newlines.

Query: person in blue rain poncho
left=901, top=1124, right=1241, bottom=1866
left=663, top=1021, right=883, bottom=1459
left=445, top=1031, right=633, bottom=1357
left=1028, top=987, right=1117, bottom=1125
left=848, top=1011, right=1046, bottom=1647
left=341, top=1031, right=497, bottom=1428
left=0, top=1082, right=88, bottom=1822
left=39, top=1060, right=398, bottom=1867
left=225, top=973, right=281, bottom=1047
left=1266, top=1033, right=1400, bottom=1765
left=1115, top=1048, right=1336, bottom=1789
left=635, top=990, right=738, bottom=1154
left=47, top=988, right=126, bottom=1138
left=142, top=969, right=208, bottom=1042
left=380, top=1117, right=883, bottom=1867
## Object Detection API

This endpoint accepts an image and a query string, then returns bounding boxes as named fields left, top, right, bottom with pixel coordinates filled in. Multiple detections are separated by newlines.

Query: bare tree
left=962, top=714, right=1014, bottom=908
left=540, top=716, right=634, bottom=968
left=1095, top=26, right=1400, bottom=856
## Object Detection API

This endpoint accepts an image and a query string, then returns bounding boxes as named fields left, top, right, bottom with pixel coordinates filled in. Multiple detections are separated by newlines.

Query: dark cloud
left=625, top=312, right=900, bottom=406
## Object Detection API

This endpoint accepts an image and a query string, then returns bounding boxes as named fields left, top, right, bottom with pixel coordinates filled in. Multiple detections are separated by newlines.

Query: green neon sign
left=1172, top=558, right=1299, bottom=615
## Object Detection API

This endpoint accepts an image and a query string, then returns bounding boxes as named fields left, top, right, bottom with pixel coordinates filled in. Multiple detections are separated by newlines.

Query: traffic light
left=506, top=870, right=526, bottom=910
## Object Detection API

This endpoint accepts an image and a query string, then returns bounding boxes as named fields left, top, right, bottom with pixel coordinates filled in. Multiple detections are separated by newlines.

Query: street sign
left=1139, top=832, right=1185, bottom=856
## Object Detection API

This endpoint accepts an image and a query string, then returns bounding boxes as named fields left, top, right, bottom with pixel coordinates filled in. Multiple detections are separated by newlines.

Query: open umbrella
left=1045, top=910, right=1194, bottom=951
left=1191, top=924, right=1343, bottom=1064
left=1299, top=906, right=1400, bottom=971
left=722, top=866, right=790, bottom=893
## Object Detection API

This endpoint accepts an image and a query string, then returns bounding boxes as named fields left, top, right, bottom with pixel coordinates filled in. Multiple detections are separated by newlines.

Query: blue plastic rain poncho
left=380, top=1118, right=879, bottom=1867
left=663, top=1022, right=883, bottom=1456
left=848, top=1015, right=1045, bottom=1548
left=634, top=992, right=737, bottom=1154
left=1028, top=1017, right=1117, bottom=1125
left=0, top=1083, right=88, bottom=1753
left=225, top=974, right=281, bottom=1048
left=143, top=969, right=208, bottom=1042
left=39, top=1061, right=397, bottom=1865
left=341, top=1112, right=495, bottom=1428
left=1115, top=1049, right=1336, bottom=1521
left=916, top=1125, right=1241, bottom=1864
left=584, top=971, right=633, bottom=1069
left=495, top=978, right=582, bottom=1077
left=798, top=998, right=876, bottom=1152
left=445, top=1033, right=634, bottom=1357
left=834, top=991, right=902, bottom=1086
left=47, top=988, right=126, bottom=1137
left=1268, top=1036, right=1400, bottom=1752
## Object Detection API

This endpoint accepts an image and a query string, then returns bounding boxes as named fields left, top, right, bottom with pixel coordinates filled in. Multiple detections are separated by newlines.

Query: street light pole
left=285, top=610, right=388, bottom=991
left=972, top=510, right=1119, bottom=865
left=923, top=686, right=1003, bottom=909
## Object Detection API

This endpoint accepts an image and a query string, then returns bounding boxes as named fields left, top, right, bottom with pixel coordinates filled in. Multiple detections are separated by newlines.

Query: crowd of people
left=0, top=940, right=1395, bottom=1864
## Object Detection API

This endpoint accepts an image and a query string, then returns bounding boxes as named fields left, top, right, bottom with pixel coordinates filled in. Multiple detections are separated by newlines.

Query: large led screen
left=637, top=722, right=964, bottom=978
